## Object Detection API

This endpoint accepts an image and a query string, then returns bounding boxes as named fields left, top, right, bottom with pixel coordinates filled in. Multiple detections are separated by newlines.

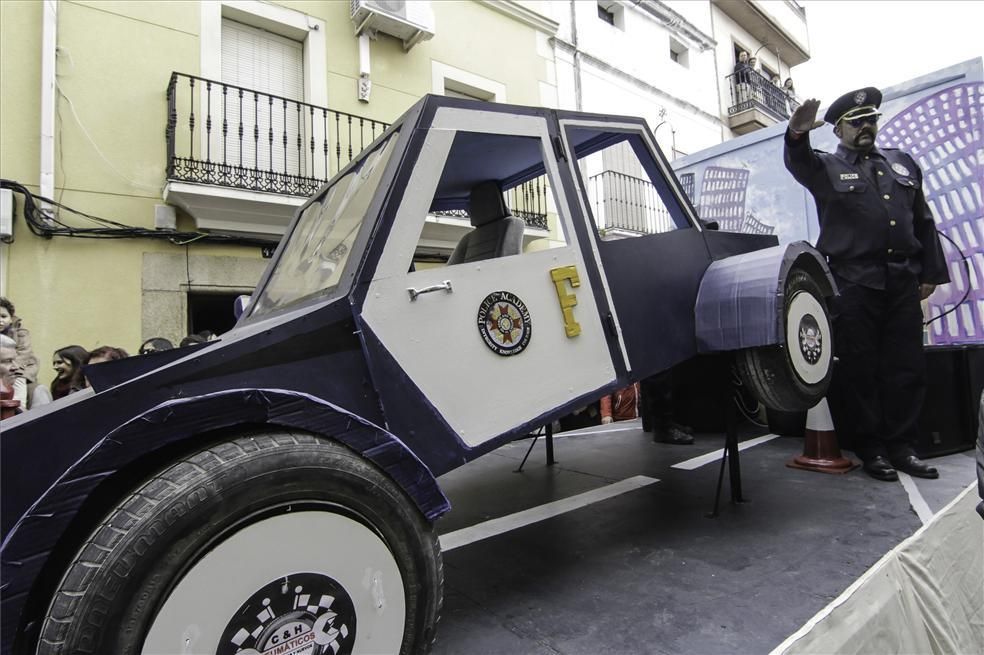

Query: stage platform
left=432, top=420, right=980, bottom=654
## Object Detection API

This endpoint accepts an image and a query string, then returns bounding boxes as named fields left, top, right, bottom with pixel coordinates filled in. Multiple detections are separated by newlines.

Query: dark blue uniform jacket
left=784, top=130, right=949, bottom=290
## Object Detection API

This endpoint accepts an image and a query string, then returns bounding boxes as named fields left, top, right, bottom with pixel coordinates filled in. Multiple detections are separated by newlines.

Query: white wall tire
left=143, top=512, right=405, bottom=654
left=784, top=289, right=832, bottom=386
left=736, top=269, right=833, bottom=412
left=36, top=433, right=442, bottom=655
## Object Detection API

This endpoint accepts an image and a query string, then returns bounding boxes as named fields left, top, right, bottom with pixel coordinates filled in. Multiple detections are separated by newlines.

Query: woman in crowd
left=0, top=297, right=39, bottom=410
left=50, top=345, right=89, bottom=400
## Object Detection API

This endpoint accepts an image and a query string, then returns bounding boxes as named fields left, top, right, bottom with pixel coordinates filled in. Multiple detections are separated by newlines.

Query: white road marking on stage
left=670, top=434, right=780, bottom=470
left=439, top=475, right=659, bottom=552
left=769, top=483, right=976, bottom=655
left=897, top=472, right=934, bottom=525
left=552, top=425, right=640, bottom=438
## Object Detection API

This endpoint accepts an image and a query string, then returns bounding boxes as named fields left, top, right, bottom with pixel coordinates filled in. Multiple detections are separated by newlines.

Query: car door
left=559, top=117, right=714, bottom=378
left=359, top=106, right=617, bottom=448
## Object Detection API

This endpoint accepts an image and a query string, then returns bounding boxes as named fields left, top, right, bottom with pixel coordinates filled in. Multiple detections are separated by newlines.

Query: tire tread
left=38, top=431, right=442, bottom=655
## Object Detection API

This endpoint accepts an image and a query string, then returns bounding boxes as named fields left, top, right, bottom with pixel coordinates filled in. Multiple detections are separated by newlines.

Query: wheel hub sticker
left=218, top=572, right=356, bottom=655
left=477, top=291, right=532, bottom=356
left=798, top=314, right=823, bottom=365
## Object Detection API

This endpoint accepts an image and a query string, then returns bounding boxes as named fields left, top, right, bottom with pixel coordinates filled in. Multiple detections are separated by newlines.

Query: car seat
left=447, top=180, right=525, bottom=265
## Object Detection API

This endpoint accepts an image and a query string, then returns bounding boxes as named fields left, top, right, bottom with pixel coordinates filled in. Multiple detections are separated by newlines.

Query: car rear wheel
left=37, top=432, right=442, bottom=655
left=736, top=269, right=833, bottom=412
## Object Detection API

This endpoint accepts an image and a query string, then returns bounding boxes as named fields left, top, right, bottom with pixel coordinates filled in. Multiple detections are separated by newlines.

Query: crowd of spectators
left=0, top=295, right=217, bottom=420
left=733, top=50, right=799, bottom=115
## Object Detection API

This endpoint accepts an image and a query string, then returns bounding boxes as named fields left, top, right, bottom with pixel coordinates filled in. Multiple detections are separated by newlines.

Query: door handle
left=407, top=280, right=453, bottom=301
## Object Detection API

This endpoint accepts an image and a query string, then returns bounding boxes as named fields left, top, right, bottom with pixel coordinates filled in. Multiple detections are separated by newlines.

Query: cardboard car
left=1, top=95, right=836, bottom=654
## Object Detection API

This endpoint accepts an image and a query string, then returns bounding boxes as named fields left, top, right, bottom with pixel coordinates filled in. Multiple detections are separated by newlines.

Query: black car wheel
left=736, top=269, right=833, bottom=412
left=37, top=432, right=442, bottom=655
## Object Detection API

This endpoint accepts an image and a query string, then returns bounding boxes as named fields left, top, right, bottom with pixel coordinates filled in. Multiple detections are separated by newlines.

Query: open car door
left=359, top=105, right=619, bottom=450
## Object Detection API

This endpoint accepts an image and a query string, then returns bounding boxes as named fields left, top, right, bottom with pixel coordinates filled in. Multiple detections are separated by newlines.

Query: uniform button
left=849, top=185, right=855, bottom=191
left=883, top=194, right=890, bottom=200
left=877, top=170, right=884, bottom=176
left=864, top=156, right=870, bottom=160
left=890, top=220, right=897, bottom=226
left=887, top=248, right=894, bottom=254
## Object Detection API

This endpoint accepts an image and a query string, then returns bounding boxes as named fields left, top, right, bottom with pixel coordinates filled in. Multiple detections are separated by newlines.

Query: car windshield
left=249, top=133, right=399, bottom=317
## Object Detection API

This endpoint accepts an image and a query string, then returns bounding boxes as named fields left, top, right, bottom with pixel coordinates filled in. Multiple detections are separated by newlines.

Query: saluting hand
left=789, top=98, right=824, bottom=134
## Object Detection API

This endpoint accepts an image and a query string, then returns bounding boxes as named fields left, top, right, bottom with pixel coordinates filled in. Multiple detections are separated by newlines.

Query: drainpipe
left=357, top=33, right=371, bottom=103
left=41, top=0, right=57, bottom=207
left=707, top=4, right=726, bottom=143
left=570, top=0, right=582, bottom=111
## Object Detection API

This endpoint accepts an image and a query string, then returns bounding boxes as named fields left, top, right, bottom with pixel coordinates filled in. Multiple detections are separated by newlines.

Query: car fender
left=694, top=241, right=835, bottom=353
left=1, top=388, right=448, bottom=652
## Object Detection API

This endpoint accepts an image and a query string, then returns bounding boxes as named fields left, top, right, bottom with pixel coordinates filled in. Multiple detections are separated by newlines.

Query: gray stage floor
left=431, top=421, right=978, bottom=655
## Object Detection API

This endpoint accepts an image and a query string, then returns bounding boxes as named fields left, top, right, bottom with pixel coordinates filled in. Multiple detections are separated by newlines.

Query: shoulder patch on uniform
left=891, top=162, right=911, bottom=176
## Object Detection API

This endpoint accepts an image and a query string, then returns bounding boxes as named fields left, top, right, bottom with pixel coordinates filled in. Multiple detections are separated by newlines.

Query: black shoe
left=653, top=424, right=694, bottom=445
left=862, top=456, right=898, bottom=482
left=891, top=455, right=939, bottom=479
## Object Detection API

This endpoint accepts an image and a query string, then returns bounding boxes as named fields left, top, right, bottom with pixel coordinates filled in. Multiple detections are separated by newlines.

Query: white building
left=541, top=0, right=809, bottom=154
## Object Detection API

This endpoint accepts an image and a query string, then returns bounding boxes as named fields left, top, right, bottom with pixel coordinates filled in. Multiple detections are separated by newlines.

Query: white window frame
left=596, top=1, right=625, bottom=30
left=201, top=1, right=327, bottom=108
left=669, top=37, right=689, bottom=68
left=431, top=61, right=506, bottom=103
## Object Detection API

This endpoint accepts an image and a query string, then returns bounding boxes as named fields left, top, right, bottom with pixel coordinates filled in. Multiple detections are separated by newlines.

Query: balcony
left=711, top=0, right=809, bottom=67
left=586, top=170, right=675, bottom=236
left=725, top=70, right=798, bottom=134
left=163, top=72, right=547, bottom=244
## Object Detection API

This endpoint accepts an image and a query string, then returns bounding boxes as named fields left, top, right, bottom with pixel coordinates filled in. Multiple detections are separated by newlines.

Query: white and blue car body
left=1, top=96, right=835, bottom=655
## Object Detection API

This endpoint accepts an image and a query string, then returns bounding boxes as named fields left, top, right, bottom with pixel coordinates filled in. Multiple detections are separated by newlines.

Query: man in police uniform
left=784, top=87, right=949, bottom=482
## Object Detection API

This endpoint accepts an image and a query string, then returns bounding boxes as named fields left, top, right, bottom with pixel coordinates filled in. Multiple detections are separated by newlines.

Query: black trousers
left=828, top=268, right=926, bottom=461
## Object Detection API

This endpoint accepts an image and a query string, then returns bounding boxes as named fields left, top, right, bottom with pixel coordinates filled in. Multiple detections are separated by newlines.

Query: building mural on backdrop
left=674, top=59, right=984, bottom=345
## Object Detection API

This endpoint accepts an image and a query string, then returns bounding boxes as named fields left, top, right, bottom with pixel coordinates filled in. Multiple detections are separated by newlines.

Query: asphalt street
left=432, top=420, right=977, bottom=655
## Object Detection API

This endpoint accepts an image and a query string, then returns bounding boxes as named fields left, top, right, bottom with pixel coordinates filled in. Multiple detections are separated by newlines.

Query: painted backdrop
left=674, top=59, right=983, bottom=346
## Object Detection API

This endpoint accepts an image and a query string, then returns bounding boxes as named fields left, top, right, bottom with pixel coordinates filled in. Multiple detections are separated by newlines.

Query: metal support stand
left=706, top=391, right=746, bottom=518
left=515, top=423, right=556, bottom=472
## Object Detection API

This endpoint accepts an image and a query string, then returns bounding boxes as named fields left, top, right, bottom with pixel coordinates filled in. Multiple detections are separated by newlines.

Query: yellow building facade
left=0, top=0, right=560, bottom=387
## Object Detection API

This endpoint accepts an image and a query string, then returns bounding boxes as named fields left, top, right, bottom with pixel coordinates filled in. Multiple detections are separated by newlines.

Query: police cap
left=824, top=87, right=883, bottom=125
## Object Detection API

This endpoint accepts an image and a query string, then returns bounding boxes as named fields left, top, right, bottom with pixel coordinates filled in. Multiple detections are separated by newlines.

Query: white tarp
left=774, top=484, right=984, bottom=655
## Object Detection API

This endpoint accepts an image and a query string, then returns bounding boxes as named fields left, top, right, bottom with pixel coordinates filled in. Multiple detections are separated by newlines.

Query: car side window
left=567, top=128, right=693, bottom=240
left=410, top=131, right=569, bottom=269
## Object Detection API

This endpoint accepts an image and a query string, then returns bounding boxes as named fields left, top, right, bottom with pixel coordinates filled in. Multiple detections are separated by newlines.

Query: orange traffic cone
left=787, top=398, right=858, bottom=474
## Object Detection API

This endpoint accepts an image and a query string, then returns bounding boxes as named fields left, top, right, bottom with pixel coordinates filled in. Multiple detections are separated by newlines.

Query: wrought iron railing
left=166, top=72, right=387, bottom=197
left=165, top=71, right=548, bottom=228
left=587, top=170, right=674, bottom=234
left=726, top=69, right=794, bottom=121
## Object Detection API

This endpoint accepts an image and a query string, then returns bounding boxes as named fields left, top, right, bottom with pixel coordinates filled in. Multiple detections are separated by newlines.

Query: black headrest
left=469, top=180, right=509, bottom=227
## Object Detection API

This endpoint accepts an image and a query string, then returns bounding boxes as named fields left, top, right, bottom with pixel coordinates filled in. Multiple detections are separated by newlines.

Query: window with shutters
left=221, top=18, right=305, bottom=175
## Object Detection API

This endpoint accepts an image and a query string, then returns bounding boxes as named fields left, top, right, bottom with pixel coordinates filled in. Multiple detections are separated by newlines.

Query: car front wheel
left=37, top=432, right=442, bottom=655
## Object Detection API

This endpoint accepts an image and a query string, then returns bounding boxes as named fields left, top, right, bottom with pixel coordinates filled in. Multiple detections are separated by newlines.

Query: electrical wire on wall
left=0, top=179, right=273, bottom=248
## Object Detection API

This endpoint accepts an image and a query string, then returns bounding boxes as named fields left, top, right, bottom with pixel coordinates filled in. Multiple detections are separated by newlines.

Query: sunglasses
left=844, top=113, right=881, bottom=128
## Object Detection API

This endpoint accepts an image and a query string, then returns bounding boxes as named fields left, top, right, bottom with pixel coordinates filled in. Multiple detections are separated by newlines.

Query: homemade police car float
left=1, top=95, right=836, bottom=654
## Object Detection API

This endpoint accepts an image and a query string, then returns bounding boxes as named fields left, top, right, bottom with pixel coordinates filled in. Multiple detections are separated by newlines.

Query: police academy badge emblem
left=477, top=291, right=532, bottom=356
left=854, top=90, right=867, bottom=105
left=891, top=162, right=911, bottom=177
